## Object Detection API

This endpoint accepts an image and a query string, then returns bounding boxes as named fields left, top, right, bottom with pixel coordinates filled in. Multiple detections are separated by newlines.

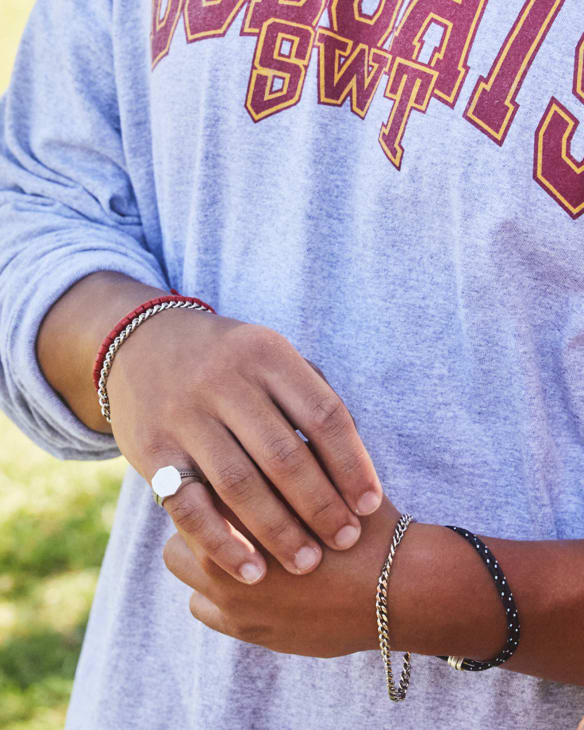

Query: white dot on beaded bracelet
left=486, top=558, right=490, bottom=564
left=501, top=591, right=504, bottom=596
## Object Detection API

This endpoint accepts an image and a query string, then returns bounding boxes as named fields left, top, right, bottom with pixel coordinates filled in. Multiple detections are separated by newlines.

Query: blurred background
left=0, top=3, right=126, bottom=727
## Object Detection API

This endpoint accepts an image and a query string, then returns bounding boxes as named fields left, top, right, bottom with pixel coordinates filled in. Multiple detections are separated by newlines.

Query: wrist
left=345, top=498, right=401, bottom=653
left=384, top=522, right=508, bottom=659
left=94, top=293, right=215, bottom=423
left=37, top=271, right=167, bottom=433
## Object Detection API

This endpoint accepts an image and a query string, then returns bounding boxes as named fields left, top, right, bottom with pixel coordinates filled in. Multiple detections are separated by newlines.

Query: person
left=0, top=0, right=583, bottom=727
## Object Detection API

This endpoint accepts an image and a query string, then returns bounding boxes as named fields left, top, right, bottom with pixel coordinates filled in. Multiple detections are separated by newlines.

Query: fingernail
left=334, top=524, right=360, bottom=549
left=294, top=546, right=320, bottom=572
left=356, top=490, right=382, bottom=515
left=239, top=563, right=264, bottom=584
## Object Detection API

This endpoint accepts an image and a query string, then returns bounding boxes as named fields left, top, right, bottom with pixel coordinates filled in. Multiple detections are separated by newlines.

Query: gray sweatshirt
left=0, top=0, right=583, bottom=727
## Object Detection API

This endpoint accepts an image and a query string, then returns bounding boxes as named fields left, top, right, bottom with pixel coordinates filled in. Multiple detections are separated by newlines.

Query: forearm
left=161, top=494, right=583, bottom=687
left=36, top=271, right=167, bottom=433
left=389, top=522, right=584, bottom=686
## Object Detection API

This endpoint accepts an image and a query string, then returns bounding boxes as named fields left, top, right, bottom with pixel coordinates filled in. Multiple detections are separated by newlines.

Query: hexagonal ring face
left=152, top=466, right=185, bottom=500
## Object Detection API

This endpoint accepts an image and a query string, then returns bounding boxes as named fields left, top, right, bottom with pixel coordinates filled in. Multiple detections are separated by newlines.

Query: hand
left=163, top=497, right=400, bottom=657
left=107, top=308, right=383, bottom=585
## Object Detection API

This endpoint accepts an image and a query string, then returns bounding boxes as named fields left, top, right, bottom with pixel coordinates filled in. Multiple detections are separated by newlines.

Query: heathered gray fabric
left=0, top=0, right=583, bottom=727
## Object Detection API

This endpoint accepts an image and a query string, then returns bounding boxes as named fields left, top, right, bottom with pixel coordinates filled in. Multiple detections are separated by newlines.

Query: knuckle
left=237, top=325, right=291, bottom=370
left=264, top=517, right=297, bottom=545
left=339, top=449, right=368, bottom=477
left=168, top=493, right=206, bottom=534
left=310, top=496, right=341, bottom=526
left=220, top=611, right=269, bottom=644
left=237, top=623, right=269, bottom=645
left=142, top=437, right=188, bottom=474
left=142, top=435, right=169, bottom=460
left=308, top=394, right=351, bottom=438
left=202, top=531, right=232, bottom=559
left=246, top=325, right=284, bottom=354
left=214, top=465, right=255, bottom=503
left=262, top=434, right=304, bottom=475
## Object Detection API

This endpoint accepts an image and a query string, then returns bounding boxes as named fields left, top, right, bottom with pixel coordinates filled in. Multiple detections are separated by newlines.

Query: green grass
left=0, top=413, right=125, bottom=728
left=0, top=7, right=127, bottom=727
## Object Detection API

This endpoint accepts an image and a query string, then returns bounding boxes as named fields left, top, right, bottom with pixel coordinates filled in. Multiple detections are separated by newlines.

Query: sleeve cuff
left=2, top=245, right=169, bottom=461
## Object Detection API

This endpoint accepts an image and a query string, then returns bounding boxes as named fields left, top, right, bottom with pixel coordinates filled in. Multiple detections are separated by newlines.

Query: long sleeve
left=0, top=0, right=168, bottom=460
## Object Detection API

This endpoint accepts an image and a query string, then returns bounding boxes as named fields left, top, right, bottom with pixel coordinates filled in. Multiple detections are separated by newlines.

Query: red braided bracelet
left=92, top=292, right=216, bottom=392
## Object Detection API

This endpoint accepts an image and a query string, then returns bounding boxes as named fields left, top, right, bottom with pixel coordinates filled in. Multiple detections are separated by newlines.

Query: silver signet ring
left=151, top=466, right=199, bottom=507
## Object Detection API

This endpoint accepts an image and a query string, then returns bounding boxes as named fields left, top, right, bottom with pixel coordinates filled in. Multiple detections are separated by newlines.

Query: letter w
left=316, top=30, right=392, bottom=119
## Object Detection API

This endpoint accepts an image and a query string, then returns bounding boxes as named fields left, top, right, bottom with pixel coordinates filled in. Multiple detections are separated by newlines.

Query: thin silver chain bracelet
left=375, top=513, right=415, bottom=702
left=97, top=299, right=213, bottom=423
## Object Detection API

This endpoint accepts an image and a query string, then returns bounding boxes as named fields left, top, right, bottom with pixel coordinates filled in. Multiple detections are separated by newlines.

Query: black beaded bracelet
left=436, top=526, right=520, bottom=671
